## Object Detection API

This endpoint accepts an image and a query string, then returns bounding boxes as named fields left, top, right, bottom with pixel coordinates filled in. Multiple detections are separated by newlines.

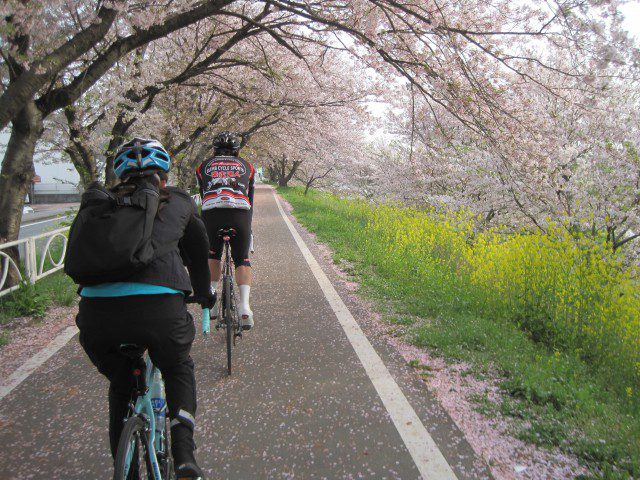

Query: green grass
left=0, top=271, right=77, bottom=326
left=279, top=186, right=640, bottom=479
left=36, top=270, right=77, bottom=307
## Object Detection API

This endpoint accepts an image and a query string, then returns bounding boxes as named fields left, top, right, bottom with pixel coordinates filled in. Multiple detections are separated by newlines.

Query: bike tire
left=113, top=415, right=152, bottom=480
left=224, top=276, right=232, bottom=375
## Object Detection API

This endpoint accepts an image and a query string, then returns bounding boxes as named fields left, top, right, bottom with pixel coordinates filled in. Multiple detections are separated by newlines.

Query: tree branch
left=0, top=5, right=118, bottom=129
left=38, top=0, right=235, bottom=116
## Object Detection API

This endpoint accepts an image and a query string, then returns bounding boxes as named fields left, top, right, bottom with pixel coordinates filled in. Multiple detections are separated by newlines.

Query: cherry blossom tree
left=377, top=48, right=640, bottom=255
left=40, top=13, right=371, bottom=193
left=256, top=102, right=370, bottom=189
left=3, top=0, right=638, bottom=270
left=0, top=0, right=237, bottom=256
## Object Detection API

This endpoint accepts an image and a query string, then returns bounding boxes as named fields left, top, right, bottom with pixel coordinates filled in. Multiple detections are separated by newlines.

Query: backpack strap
left=116, top=196, right=133, bottom=207
left=81, top=182, right=115, bottom=207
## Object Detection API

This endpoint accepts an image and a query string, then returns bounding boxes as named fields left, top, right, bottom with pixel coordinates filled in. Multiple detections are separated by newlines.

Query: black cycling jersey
left=196, top=155, right=255, bottom=210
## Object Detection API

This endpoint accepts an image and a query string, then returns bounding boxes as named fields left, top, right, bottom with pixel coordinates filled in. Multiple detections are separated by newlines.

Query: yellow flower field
left=362, top=203, right=640, bottom=388
left=299, top=193, right=640, bottom=384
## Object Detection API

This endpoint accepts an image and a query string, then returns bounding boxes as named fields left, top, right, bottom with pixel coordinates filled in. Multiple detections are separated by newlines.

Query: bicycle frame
left=222, top=239, right=233, bottom=278
left=220, top=238, right=238, bottom=332
left=123, top=355, right=165, bottom=480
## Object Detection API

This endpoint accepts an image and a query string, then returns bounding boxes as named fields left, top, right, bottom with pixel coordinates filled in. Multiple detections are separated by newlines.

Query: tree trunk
left=64, top=107, right=98, bottom=188
left=299, top=167, right=334, bottom=195
left=0, top=102, right=43, bottom=286
left=304, top=180, right=313, bottom=195
left=280, top=160, right=302, bottom=187
left=104, top=112, right=136, bottom=187
left=275, top=154, right=302, bottom=187
left=65, top=145, right=97, bottom=188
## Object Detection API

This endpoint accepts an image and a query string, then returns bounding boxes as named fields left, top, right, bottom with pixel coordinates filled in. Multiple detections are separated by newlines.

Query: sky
left=1, top=2, right=639, bottom=184
left=621, top=2, right=640, bottom=34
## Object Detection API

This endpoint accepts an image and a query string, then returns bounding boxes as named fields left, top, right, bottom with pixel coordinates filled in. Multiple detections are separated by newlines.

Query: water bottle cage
left=131, top=369, right=148, bottom=396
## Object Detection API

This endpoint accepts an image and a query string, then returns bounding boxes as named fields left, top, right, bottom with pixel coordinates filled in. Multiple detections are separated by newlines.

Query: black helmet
left=213, top=131, right=241, bottom=155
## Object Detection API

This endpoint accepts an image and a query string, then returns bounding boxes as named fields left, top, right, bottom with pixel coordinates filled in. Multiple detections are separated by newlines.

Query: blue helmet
left=113, top=138, right=170, bottom=178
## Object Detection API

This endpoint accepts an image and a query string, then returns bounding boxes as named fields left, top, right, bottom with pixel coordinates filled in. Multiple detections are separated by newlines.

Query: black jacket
left=83, top=186, right=211, bottom=297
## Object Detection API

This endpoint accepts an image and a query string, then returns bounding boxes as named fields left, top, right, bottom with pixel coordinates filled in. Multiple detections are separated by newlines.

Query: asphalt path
left=0, top=186, right=491, bottom=479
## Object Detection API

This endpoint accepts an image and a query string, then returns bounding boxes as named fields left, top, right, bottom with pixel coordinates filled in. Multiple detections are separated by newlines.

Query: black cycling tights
left=202, top=207, right=252, bottom=268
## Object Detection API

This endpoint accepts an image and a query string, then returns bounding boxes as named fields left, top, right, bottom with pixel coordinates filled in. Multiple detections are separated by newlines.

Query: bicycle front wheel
left=224, top=276, right=232, bottom=375
left=113, top=415, right=153, bottom=480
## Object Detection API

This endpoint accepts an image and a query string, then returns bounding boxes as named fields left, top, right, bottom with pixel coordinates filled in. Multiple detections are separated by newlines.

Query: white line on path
left=273, top=191, right=458, bottom=480
left=0, top=326, right=79, bottom=401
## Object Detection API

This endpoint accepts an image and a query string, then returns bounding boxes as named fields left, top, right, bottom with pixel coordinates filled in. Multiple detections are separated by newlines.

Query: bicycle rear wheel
left=224, top=276, right=232, bottom=375
left=113, top=415, right=153, bottom=480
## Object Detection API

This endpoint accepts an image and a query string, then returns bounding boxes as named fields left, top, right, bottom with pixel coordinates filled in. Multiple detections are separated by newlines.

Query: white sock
left=238, top=285, right=251, bottom=310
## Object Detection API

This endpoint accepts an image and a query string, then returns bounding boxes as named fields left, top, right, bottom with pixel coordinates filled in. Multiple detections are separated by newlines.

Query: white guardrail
left=1, top=194, right=202, bottom=298
left=0, top=227, right=70, bottom=298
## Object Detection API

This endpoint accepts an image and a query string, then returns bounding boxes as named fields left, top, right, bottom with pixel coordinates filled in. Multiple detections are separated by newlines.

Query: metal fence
left=0, top=227, right=69, bottom=298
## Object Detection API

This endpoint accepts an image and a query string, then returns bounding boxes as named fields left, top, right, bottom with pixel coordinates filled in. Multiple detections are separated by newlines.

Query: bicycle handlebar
left=185, top=296, right=212, bottom=335
left=202, top=308, right=211, bottom=335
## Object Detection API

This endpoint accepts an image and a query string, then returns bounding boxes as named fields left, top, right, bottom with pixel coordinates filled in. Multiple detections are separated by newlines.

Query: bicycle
left=113, top=344, right=175, bottom=480
left=201, top=227, right=242, bottom=375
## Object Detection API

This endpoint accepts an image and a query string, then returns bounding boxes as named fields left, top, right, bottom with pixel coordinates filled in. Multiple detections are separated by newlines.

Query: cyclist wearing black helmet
left=75, top=138, right=213, bottom=479
left=196, top=131, right=255, bottom=329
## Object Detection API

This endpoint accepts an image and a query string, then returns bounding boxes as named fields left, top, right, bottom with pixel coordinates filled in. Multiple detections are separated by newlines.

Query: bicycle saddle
left=216, top=227, right=237, bottom=239
left=119, top=344, right=146, bottom=359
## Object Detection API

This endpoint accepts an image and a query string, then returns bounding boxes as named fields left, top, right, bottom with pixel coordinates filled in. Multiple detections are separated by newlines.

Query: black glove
left=189, top=289, right=216, bottom=310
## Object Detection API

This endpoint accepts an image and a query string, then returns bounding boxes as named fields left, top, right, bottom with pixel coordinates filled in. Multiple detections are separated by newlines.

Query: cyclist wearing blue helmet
left=75, top=138, right=213, bottom=479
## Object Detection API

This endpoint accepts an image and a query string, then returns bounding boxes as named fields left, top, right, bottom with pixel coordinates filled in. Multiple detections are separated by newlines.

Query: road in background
left=18, top=204, right=77, bottom=239
left=19, top=216, right=72, bottom=239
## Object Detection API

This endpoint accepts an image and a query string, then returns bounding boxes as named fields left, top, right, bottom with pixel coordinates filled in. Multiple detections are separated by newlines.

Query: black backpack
left=64, top=179, right=173, bottom=285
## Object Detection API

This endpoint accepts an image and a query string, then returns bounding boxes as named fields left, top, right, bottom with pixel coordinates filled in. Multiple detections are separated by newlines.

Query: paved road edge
left=0, top=326, right=79, bottom=401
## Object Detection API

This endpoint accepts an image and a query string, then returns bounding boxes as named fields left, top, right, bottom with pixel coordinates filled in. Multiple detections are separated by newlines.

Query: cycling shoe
left=176, top=462, right=205, bottom=480
left=238, top=304, right=253, bottom=330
